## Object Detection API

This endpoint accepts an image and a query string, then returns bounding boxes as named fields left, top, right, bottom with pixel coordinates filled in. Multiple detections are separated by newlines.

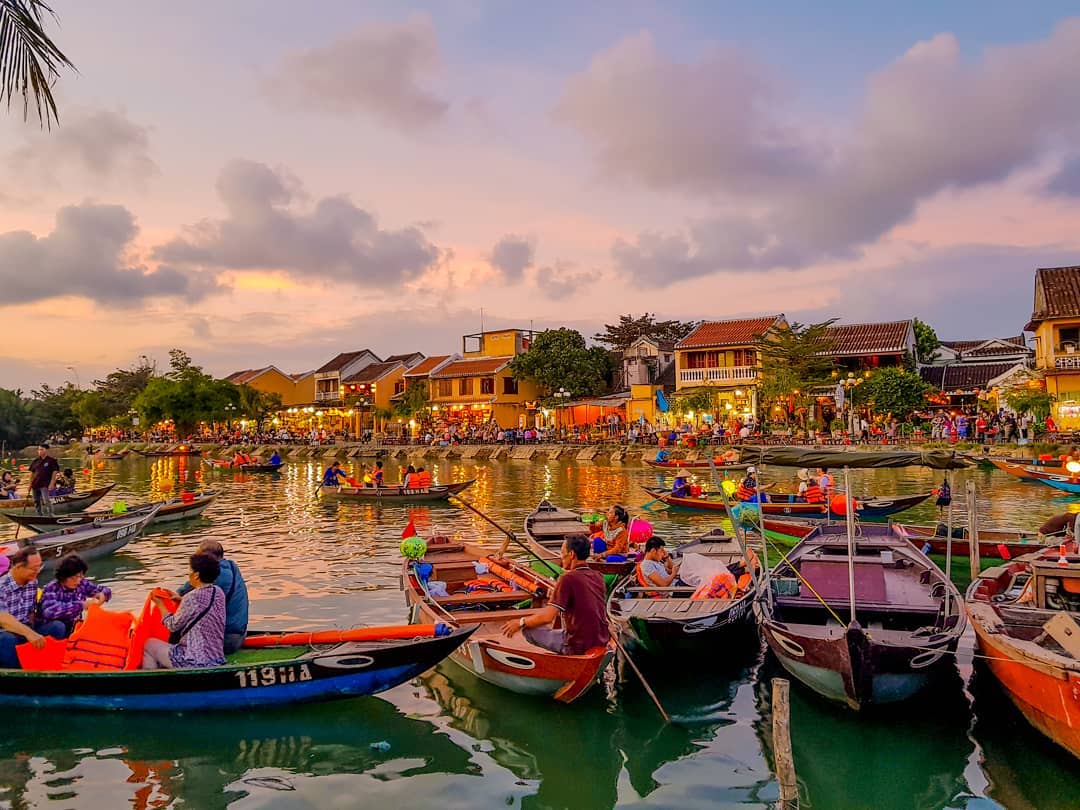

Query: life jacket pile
left=463, top=576, right=514, bottom=594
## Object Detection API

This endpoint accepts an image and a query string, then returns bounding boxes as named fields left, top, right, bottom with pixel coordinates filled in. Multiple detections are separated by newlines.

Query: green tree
left=860, top=367, right=935, bottom=421
left=237, top=384, right=283, bottom=431
left=71, top=391, right=111, bottom=431
left=134, top=350, right=237, bottom=435
left=672, top=387, right=719, bottom=419
left=0, top=388, right=33, bottom=448
left=1004, top=386, right=1055, bottom=421
left=92, top=355, right=157, bottom=421
left=754, top=320, right=837, bottom=424
left=592, top=313, right=699, bottom=351
left=912, top=318, right=941, bottom=365
left=393, top=381, right=430, bottom=419
left=29, top=383, right=82, bottom=439
left=0, top=1, right=75, bottom=128
left=510, top=328, right=613, bottom=397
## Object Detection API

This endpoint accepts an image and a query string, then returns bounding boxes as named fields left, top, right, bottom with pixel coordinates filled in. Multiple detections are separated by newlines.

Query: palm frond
left=0, top=0, right=75, bottom=128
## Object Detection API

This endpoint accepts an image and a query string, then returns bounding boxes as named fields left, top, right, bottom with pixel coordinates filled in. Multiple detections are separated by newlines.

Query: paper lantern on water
left=82, top=468, right=90, bottom=475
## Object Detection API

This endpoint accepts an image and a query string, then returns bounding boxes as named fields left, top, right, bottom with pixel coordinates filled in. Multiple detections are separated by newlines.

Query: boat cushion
left=798, top=561, right=886, bottom=603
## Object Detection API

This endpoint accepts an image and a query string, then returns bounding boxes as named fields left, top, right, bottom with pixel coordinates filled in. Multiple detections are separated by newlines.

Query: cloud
left=263, top=14, right=448, bottom=131
left=154, top=159, right=442, bottom=287
left=559, top=22, right=1080, bottom=282
left=0, top=203, right=224, bottom=308
left=9, top=108, right=157, bottom=185
left=488, top=234, right=535, bottom=281
left=533, top=261, right=596, bottom=300
left=1048, top=157, right=1080, bottom=197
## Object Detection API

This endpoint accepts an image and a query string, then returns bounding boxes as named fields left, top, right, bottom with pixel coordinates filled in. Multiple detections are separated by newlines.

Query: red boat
left=402, top=537, right=614, bottom=703
left=642, top=487, right=931, bottom=521
left=967, top=545, right=1080, bottom=760
left=644, top=458, right=749, bottom=471
left=987, top=459, right=1067, bottom=481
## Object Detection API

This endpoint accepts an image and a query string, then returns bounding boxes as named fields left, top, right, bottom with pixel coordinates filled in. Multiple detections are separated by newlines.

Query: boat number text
left=234, top=664, right=313, bottom=688
left=116, top=523, right=138, bottom=540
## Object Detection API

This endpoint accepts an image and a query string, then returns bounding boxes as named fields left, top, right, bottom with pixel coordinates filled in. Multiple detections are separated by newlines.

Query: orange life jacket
left=635, top=562, right=663, bottom=598
left=482, top=557, right=546, bottom=598
left=692, top=570, right=737, bottom=600
left=802, top=483, right=824, bottom=503
left=735, top=483, right=755, bottom=501
left=62, top=604, right=135, bottom=671
left=464, top=576, right=513, bottom=593
left=415, top=471, right=432, bottom=487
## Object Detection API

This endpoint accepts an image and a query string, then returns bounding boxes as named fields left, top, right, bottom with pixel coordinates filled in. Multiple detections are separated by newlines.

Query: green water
left=1, top=454, right=1078, bottom=809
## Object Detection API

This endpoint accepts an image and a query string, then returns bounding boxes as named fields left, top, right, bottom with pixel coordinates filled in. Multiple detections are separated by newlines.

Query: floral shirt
left=40, top=578, right=111, bottom=624
left=162, top=584, right=226, bottom=668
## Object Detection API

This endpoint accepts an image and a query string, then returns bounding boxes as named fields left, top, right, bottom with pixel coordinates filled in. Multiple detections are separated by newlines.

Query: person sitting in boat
left=720, top=448, right=740, bottom=464
left=816, top=467, right=835, bottom=499
left=592, top=504, right=632, bottom=560
left=39, top=553, right=112, bottom=637
left=654, top=448, right=670, bottom=463
left=0, top=548, right=67, bottom=669
left=322, top=461, right=348, bottom=487
left=500, top=534, right=610, bottom=655
left=671, top=474, right=691, bottom=498
left=735, top=468, right=773, bottom=502
left=169, top=540, right=248, bottom=654
left=1, top=471, right=18, bottom=499
left=638, top=537, right=680, bottom=588
left=933, top=477, right=952, bottom=516
left=414, top=466, right=432, bottom=489
left=232, top=450, right=253, bottom=468
left=361, top=466, right=375, bottom=487
left=267, top=451, right=282, bottom=466
left=795, top=469, right=824, bottom=504
left=372, top=460, right=385, bottom=487
left=401, top=464, right=417, bottom=489
left=50, top=468, right=75, bottom=496
left=143, top=552, right=226, bottom=670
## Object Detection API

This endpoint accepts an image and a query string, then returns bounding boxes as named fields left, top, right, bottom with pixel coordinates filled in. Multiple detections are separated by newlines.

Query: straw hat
left=797, top=468, right=810, bottom=481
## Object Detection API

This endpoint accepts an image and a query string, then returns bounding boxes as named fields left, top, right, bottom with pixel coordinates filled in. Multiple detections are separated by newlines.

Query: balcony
left=315, top=390, right=343, bottom=403
left=678, top=366, right=758, bottom=384
left=1054, top=354, right=1080, bottom=371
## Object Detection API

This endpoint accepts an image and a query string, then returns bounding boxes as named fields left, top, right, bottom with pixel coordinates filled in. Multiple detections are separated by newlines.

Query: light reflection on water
left=1, top=454, right=1079, bottom=809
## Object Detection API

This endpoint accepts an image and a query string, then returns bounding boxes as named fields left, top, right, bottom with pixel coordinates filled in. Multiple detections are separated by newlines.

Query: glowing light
left=1067, top=461, right=1080, bottom=474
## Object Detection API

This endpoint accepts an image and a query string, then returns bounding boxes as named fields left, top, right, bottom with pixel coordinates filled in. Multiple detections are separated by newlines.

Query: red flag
left=401, top=520, right=417, bottom=539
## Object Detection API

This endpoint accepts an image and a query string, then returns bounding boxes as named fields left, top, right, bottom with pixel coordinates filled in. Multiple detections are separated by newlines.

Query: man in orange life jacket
left=817, top=467, right=835, bottom=499
left=735, top=467, right=773, bottom=502
left=501, top=534, right=610, bottom=655
left=796, top=469, right=825, bottom=503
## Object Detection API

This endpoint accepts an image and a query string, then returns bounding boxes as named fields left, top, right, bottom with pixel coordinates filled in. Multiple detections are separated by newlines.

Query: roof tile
left=315, top=350, right=377, bottom=374
left=676, top=316, right=782, bottom=349
left=824, top=321, right=912, bottom=356
left=342, top=361, right=403, bottom=384
left=404, top=355, right=452, bottom=377
left=430, top=357, right=511, bottom=378
left=919, top=362, right=1027, bottom=392
left=1028, top=266, right=1080, bottom=327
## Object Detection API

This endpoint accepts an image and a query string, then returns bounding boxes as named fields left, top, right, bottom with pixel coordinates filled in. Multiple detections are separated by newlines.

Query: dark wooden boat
left=0, top=484, right=116, bottom=518
left=319, top=480, right=474, bottom=502
left=966, top=545, right=1080, bottom=759
left=6, top=491, right=218, bottom=533
left=1, top=505, right=162, bottom=568
left=756, top=522, right=965, bottom=709
left=608, top=528, right=762, bottom=656
left=204, top=457, right=284, bottom=473
left=522, top=499, right=635, bottom=576
left=894, top=523, right=1058, bottom=560
left=641, top=487, right=930, bottom=520
left=0, top=623, right=474, bottom=710
left=644, top=458, right=750, bottom=471
left=133, top=447, right=202, bottom=458
left=402, top=537, right=614, bottom=703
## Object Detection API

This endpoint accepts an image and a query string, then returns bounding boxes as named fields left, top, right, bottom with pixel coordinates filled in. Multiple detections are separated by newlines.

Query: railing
left=315, top=391, right=342, bottom=402
left=1054, top=354, right=1080, bottom=370
left=678, top=366, right=758, bottom=384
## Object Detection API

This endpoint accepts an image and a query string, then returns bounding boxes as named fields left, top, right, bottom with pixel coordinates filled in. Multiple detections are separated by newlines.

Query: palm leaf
left=0, top=0, right=75, bottom=128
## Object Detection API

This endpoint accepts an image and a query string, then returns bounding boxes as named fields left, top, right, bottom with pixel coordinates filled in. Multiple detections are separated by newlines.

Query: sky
left=2, top=1, right=1080, bottom=390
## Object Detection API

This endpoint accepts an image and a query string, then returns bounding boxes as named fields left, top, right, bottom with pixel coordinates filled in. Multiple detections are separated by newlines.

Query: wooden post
left=772, top=677, right=799, bottom=810
left=966, top=480, right=981, bottom=581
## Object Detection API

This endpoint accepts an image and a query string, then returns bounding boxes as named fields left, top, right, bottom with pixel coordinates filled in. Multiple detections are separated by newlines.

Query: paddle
left=608, top=619, right=671, bottom=724
left=449, top=494, right=561, bottom=577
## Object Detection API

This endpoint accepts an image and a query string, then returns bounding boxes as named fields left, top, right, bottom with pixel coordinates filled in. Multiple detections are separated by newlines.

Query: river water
left=1, top=454, right=1078, bottom=809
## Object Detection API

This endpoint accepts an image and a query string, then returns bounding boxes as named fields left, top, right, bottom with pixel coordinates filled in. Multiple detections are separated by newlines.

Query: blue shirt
left=268, top=453, right=281, bottom=465
left=178, top=559, right=249, bottom=637
left=323, top=466, right=345, bottom=486
left=672, top=476, right=690, bottom=496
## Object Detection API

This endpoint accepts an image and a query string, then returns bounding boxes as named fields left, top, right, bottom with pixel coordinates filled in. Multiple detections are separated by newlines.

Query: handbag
left=168, top=588, right=217, bottom=645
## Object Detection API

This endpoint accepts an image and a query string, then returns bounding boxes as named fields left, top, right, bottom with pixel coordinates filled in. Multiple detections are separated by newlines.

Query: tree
left=0, top=388, right=33, bottom=448
left=1004, top=386, right=1055, bottom=421
left=134, top=350, right=237, bottom=435
left=859, top=367, right=935, bottom=421
left=237, top=385, right=282, bottom=431
left=510, top=328, right=613, bottom=397
left=754, top=320, right=837, bottom=424
left=71, top=391, right=111, bottom=431
left=29, top=383, right=81, bottom=439
left=593, top=313, right=699, bottom=351
left=912, top=318, right=941, bottom=365
left=393, top=382, right=430, bottom=419
left=672, top=387, right=719, bottom=419
left=0, top=1, right=75, bottom=128
left=92, top=355, right=156, bottom=421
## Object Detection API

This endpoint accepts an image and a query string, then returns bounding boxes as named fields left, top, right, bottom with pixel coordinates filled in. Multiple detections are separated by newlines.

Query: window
left=480, top=377, right=495, bottom=395
left=437, top=379, right=452, bottom=397
left=459, top=378, right=474, bottom=396
left=1060, top=327, right=1080, bottom=351
left=394, top=380, right=405, bottom=395
left=502, top=377, right=518, bottom=395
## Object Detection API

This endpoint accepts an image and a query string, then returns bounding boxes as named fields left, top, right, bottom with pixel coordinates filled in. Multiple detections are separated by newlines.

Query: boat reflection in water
left=0, top=695, right=530, bottom=809
left=754, top=656, right=974, bottom=810
left=420, top=645, right=777, bottom=810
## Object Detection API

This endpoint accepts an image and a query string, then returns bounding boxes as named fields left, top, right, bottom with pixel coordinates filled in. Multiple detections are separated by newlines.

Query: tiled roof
left=385, top=352, right=424, bottom=367
left=315, top=350, right=377, bottom=374
left=291, top=370, right=314, bottom=381
left=919, top=362, right=1027, bottom=393
left=1028, top=266, right=1080, bottom=328
left=824, top=321, right=912, bottom=356
left=342, top=361, right=403, bottom=384
left=676, top=316, right=782, bottom=349
left=940, top=337, right=1031, bottom=357
left=225, top=368, right=264, bottom=384
left=430, top=357, right=511, bottom=378
left=404, top=355, right=451, bottom=377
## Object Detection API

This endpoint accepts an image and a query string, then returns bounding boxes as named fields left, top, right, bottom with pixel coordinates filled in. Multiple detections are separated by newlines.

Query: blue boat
left=1036, top=477, right=1080, bottom=495
left=1, top=625, right=475, bottom=711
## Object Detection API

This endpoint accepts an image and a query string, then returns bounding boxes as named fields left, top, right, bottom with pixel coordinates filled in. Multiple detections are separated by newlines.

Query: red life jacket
left=802, top=483, right=824, bottom=503
left=735, top=483, right=755, bottom=501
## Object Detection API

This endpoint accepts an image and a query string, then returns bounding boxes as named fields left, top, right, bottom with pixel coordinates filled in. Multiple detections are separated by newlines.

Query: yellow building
left=674, top=315, right=787, bottom=418
left=226, top=366, right=310, bottom=407
left=1026, top=265, right=1080, bottom=428
left=342, top=360, right=408, bottom=430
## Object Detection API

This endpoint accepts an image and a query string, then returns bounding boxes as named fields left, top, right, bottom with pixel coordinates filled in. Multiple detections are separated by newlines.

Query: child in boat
left=39, top=553, right=112, bottom=637
left=1, top=471, right=18, bottom=499
left=50, top=468, right=75, bottom=495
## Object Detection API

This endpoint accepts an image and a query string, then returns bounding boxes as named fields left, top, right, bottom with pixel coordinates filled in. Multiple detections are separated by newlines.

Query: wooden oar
left=608, top=618, right=671, bottom=724
left=449, top=494, right=561, bottom=577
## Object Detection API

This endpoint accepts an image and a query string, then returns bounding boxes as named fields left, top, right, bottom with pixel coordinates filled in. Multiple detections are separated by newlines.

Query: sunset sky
left=3, top=1, right=1080, bottom=390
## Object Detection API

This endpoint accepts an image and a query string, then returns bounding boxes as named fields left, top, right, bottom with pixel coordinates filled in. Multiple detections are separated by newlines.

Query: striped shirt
left=40, top=579, right=112, bottom=624
left=0, top=573, right=38, bottom=624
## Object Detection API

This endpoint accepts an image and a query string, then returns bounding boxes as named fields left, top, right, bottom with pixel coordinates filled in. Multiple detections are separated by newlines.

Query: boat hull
left=8, top=492, right=217, bottom=533
left=642, top=488, right=930, bottom=520
left=1, top=484, right=116, bottom=518
left=320, top=480, right=474, bottom=502
left=620, top=598, right=755, bottom=656
left=644, top=459, right=749, bottom=471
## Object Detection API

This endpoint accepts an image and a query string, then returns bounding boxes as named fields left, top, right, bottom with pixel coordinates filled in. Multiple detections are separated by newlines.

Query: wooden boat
left=641, top=486, right=930, bottom=520
left=204, top=457, right=284, bottom=473
left=988, top=459, right=1065, bottom=481
left=1, top=505, right=162, bottom=568
left=133, top=447, right=202, bottom=458
left=93, top=448, right=129, bottom=460
left=522, top=499, right=636, bottom=576
left=5, top=491, right=218, bottom=533
left=608, top=528, right=762, bottom=656
left=0, top=484, right=116, bottom=518
left=966, top=545, right=1080, bottom=759
left=757, top=522, right=966, bottom=709
left=894, top=523, right=1058, bottom=560
left=1034, top=476, right=1080, bottom=495
left=0, top=623, right=475, bottom=710
left=402, top=537, right=614, bottom=703
left=644, top=458, right=750, bottom=471
left=319, top=480, right=474, bottom=502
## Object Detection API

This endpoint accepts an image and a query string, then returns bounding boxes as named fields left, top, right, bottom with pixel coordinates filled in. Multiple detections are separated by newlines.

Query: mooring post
left=966, top=480, right=981, bottom=582
left=772, top=677, right=799, bottom=809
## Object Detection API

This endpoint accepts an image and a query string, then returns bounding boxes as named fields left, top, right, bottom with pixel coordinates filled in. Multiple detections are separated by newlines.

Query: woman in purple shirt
left=39, top=553, right=111, bottom=636
left=142, top=553, right=226, bottom=669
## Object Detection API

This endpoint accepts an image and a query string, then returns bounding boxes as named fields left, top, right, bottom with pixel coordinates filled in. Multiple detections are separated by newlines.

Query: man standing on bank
left=500, top=534, right=610, bottom=655
left=29, top=443, right=60, bottom=516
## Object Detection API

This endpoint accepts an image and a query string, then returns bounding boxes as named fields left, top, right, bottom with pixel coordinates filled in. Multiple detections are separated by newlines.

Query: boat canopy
left=737, top=446, right=970, bottom=470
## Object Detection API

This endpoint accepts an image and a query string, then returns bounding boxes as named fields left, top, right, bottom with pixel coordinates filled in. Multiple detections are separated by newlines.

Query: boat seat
left=434, top=589, right=533, bottom=606
left=774, top=596, right=940, bottom=616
